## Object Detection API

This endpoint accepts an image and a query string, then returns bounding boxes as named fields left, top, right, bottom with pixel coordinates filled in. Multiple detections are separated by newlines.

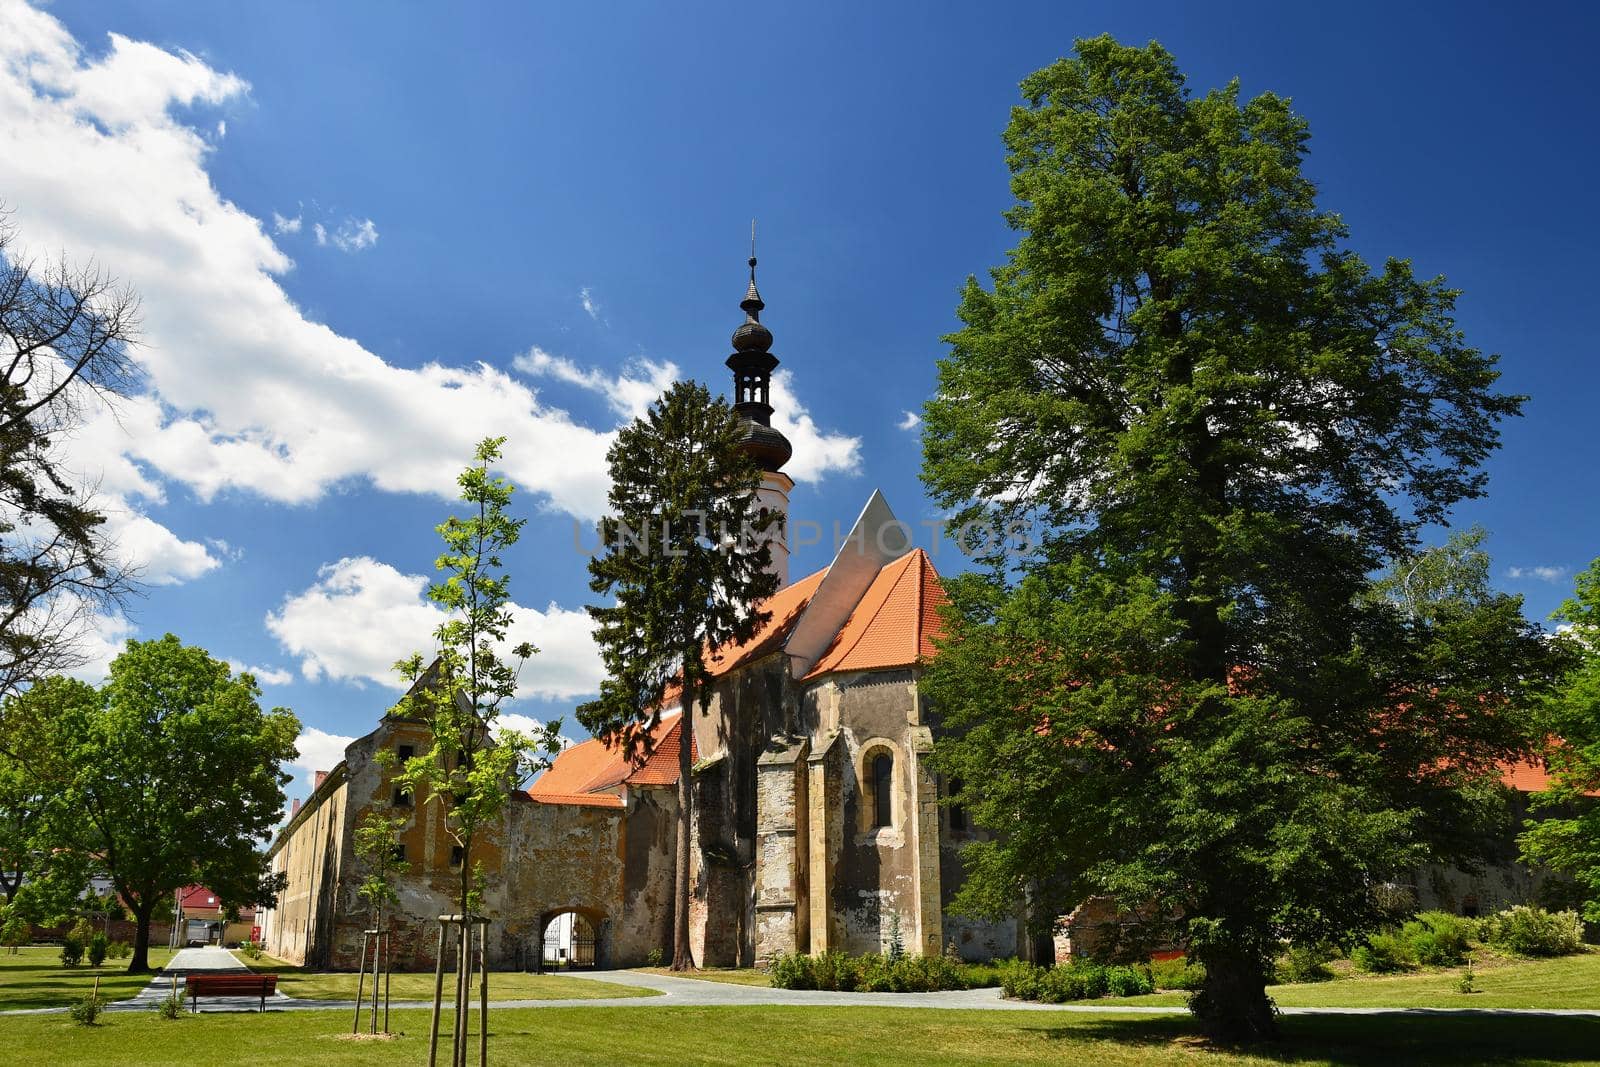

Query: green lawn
left=0, top=946, right=177, bottom=1010
left=1105, top=947, right=1600, bottom=1011
left=3, top=1004, right=1599, bottom=1065
left=631, top=966, right=774, bottom=986
left=239, top=953, right=658, bottom=1001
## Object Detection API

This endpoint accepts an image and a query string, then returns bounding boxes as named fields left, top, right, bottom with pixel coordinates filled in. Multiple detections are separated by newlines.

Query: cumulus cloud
left=61, top=609, right=136, bottom=684
left=898, top=410, right=921, bottom=431
left=0, top=4, right=858, bottom=540
left=1507, top=565, right=1570, bottom=583
left=266, top=556, right=604, bottom=700
left=271, top=211, right=301, bottom=235
left=770, top=370, right=860, bottom=482
left=225, top=659, right=295, bottom=686
left=288, top=726, right=356, bottom=793
left=513, top=347, right=676, bottom=422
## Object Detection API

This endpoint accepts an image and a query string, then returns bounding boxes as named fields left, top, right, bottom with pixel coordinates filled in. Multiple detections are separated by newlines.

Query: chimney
left=291, top=798, right=302, bottom=817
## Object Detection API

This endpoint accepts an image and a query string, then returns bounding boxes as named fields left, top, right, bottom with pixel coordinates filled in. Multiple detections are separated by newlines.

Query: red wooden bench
left=184, top=972, right=278, bottom=1012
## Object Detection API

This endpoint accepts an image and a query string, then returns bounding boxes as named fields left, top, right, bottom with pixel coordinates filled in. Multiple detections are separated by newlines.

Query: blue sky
left=2, top=0, right=1595, bottom=804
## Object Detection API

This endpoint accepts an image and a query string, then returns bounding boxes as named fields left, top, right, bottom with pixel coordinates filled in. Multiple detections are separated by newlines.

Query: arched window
left=948, top=777, right=966, bottom=832
left=872, top=753, right=893, bottom=828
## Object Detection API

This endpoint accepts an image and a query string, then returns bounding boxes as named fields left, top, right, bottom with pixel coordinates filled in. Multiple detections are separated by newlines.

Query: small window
left=391, top=843, right=406, bottom=864
left=392, top=787, right=412, bottom=808
left=948, top=777, right=967, bottom=833
left=397, top=744, right=415, bottom=763
left=450, top=845, right=464, bottom=868
left=872, top=753, right=893, bottom=828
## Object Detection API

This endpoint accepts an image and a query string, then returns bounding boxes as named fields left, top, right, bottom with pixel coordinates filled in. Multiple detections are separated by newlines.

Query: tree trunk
left=1191, top=950, right=1277, bottom=1043
left=671, top=685, right=694, bottom=970
left=128, top=900, right=154, bottom=974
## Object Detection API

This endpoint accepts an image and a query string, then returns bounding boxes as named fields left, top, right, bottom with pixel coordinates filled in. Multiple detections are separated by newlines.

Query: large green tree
left=0, top=677, right=92, bottom=923
left=579, top=380, right=779, bottom=970
left=922, top=37, right=1545, bottom=1040
left=48, top=637, right=299, bottom=972
left=1520, top=559, right=1600, bottom=919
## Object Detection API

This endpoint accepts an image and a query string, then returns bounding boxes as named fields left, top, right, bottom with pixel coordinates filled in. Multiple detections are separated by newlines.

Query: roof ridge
left=805, top=550, right=921, bottom=679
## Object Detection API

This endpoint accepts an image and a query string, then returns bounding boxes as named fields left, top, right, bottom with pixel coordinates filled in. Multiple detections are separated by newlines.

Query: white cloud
left=897, top=410, right=921, bottom=431
left=513, top=347, right=676, bottom=422
left=578, top=287, right=599, bottom=320
left=0, top=5, right=858, bottom=537
left=215, top=119, right=225, bottom=137
left=266, top=556, right=604, bottom=700
left=271, top=211, right=301, bottom=235
left=1507, top=565, right=1570, bottom=583
left=288, top=726, right=355, bottom=784
left=225, top=659, right=294, bottom=686
left=328, top=216, right=378, bottom=253
left=770, top=370, right=860, bottom=482
left=511, top=353, right=860, bottom=482
left=62, top=609, right=135, bottom=684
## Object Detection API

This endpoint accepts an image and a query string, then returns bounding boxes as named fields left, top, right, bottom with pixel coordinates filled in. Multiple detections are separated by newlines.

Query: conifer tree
left=580, top=380, right=779, bottom=970
left=922, top=36, right=1549, bottom=1041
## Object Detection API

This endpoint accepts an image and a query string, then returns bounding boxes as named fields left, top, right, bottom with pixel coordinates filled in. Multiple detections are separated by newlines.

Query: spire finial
left=741, top=219, right=764, bottom=321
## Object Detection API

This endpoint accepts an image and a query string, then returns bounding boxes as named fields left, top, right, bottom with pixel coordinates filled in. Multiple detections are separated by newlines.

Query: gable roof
left=527, top=711, right=697, bottom=806
left=804, top=549, right=946, bottom=680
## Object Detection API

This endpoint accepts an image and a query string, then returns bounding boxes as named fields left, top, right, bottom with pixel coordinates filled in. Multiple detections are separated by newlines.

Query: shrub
left=998, top=959, right=1045, bottom=1000
left=59, top=935, right=84, bottom=967
left=1352, top=932, right=1414, bottom=973
left=1277, top=944, right=1335, bottom=984
left=108, top=940, right=131, bottom=960
left=1402, top=911, right=1475, bottom=966
left=68, top=992, right=104, bottom=1025
left=1149, top=955, right=1206, bottom=991
left=1480, top=906, right=1583, bottom=958
left=238, top=940, right=263, bottom=960
left=959, top=959, right=1008, bottom=989
left=769, top=949, right=972, bottom=993
left=1000, top=959, right=1151, bottom=1002
left=0, top=909, right=27, bottom=954
left=87, top=931, right=109, bottom=967
left=769, top=952, right=816, bottom=990
left=645, top=947, right=663, bottom=967
left=157, top=986, right=186, bottom=1019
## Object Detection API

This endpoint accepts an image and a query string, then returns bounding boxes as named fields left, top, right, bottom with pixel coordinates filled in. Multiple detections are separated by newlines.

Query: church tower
left=727, top=242, right=793, bottom=587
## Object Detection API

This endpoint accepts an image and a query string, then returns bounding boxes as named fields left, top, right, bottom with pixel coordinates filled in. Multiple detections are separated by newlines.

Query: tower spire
left=726, top=226, right=790, bottom=472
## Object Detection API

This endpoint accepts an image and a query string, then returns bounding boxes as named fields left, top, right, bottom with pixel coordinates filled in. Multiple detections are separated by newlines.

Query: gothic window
left=872, top=753, right=893, bottom=828
left=948, top=777, right=967, bottom=832
left=450, top=845, right=464, bottom=868
left=397, top=744, right=414, bottom=762
left=391, top=786, right=412, bottom=808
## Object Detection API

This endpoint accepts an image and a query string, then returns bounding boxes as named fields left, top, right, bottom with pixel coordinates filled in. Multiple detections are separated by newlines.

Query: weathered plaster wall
left=259, top=767, right=348, bottom=967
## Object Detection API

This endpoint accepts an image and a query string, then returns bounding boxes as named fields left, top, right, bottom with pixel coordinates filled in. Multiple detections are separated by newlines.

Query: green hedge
left=1480, top=906, right=1583, bottom=958
left=769, top=950, right=974, bottom=992
left=999, top=959, right=1154, bottom=1002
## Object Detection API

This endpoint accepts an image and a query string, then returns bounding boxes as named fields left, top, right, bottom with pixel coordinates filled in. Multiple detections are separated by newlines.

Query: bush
left=769, top=949, right=973, bottom=993
left=87, top=931, right=109, bottom=967
left=1149, top=955, right=1206, bottom=991
left=238, top=939, right=263, bottom=960
left=68, top=992, right=104, bottom=1025
left=1352, top=932, right=1414, bottom=973
left=59, top=935, right=84, bottom=967
left=1480, top=906, right=1583, bottom=958
left=156, top=986, right=186, bottom=1019
left=108, top=940, right=131, bottom=960
left=645, top=947, right=663, bottom=967
left=1277, top=944, right=1335, bottom=984
left=1402, top=911, right=1475, bottom=966
left=999, top=959, right=1152, bottom=1002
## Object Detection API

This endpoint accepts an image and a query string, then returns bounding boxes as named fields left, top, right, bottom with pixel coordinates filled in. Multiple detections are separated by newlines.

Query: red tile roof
left=528, top=712, right=696, bottom=804
left=804, top=549, right=946, bottom=679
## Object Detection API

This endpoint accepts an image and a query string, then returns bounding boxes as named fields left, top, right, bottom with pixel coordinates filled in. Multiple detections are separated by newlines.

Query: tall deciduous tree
left=45, top=636, right=299, bottom=972
left=1521, top=558, right=1600, bottom=919
left=0, top=217, right=139, bottom=703
left=922, top=37, right=1544, bottom=1041
left=0, top=676, right=92, bottom=922
left=579, top=380, right=778, bottom=970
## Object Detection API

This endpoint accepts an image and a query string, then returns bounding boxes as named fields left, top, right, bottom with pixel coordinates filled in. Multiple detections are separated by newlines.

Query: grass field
left=0, top=946, right=177, bottom=1011
left=631, top=965, right=774, bottom=986
left=4, top=1004, right=1599, bottom=1065
left=1103, top=947, right=1600, bottom=1011
left=240, top=953, right=658, bottom=1001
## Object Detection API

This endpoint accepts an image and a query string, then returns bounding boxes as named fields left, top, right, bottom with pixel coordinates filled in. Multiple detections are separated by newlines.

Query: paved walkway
left=7, top=956, right=1600, bottom=1018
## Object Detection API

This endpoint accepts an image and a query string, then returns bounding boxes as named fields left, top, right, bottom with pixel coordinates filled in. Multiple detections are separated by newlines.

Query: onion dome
left=725, top=230, right=792, bottom=473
